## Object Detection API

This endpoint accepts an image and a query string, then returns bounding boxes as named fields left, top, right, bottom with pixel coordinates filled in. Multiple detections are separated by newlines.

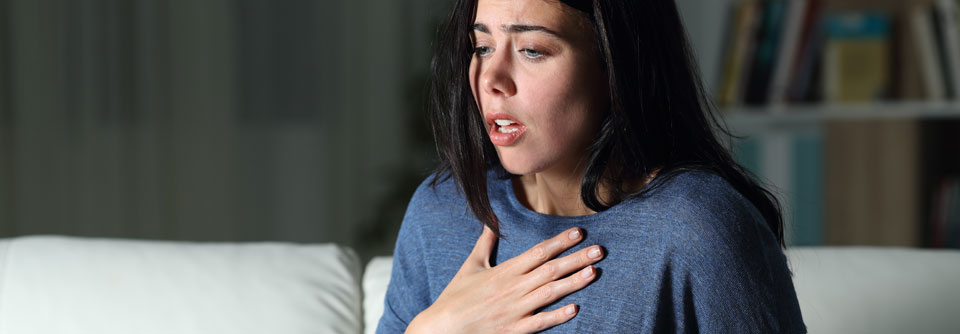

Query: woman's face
left=469, top=0, right=608, bottom=176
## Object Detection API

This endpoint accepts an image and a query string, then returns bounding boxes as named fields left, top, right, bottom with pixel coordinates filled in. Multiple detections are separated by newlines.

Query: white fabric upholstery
left=0, top=236, right=363, bottom=334
left=3, top=236, right=958, bottom=334
left=362, top=257, right=393, bottom=334
left=787, top=247, right=960, bottom=334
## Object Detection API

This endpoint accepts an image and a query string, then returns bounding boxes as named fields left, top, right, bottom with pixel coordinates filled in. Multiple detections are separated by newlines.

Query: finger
left=517, top=265, right=596, bottom=314
left=519, top=245, right=604, bottom=292
left=466, top=225, right=497, bottom=269
left=507, top=227, right=583, bottom=275
left=513, top=304, right=578, bottom=333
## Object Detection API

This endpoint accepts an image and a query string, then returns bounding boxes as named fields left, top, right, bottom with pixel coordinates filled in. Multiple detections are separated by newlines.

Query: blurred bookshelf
left=713, top=0, right=960, bottom=248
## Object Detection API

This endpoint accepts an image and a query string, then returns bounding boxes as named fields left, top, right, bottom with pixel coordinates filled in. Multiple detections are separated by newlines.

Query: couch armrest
left=0, top=235, right=363, bottom=334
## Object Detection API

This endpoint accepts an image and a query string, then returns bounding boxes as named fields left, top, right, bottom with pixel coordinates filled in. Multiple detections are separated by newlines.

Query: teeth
left=494, top=119, right=516, bottom=126
left=497, top=127, right=519, bottom=134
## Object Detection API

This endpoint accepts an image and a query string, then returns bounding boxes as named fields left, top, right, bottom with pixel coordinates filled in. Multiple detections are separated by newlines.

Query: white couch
left=1, top=235, right=958, bottom=334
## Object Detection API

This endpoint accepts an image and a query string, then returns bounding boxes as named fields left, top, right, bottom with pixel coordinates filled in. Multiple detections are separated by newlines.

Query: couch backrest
left=362, top=257, right=393, bottom=334
left=786, top=246, right=960, bottom=333
left=0, top=236, right=364, bottom=334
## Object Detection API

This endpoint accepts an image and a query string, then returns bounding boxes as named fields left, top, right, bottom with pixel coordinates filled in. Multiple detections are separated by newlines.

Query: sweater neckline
left=499, top=176, right=618, bottom=223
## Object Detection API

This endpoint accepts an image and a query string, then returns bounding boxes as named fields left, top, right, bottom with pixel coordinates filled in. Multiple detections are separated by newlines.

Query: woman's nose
left=479, top=52, right=517, bottom=97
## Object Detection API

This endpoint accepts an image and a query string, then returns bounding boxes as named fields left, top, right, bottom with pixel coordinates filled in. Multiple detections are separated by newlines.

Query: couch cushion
left=787, top=246, right=960, bottom=333
left=0, top=236, right=363, bottom=334
left=362, top=256, right=393, bottom=334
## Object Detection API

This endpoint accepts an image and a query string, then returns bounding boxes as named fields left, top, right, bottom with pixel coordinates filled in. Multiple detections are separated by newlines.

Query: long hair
left=427, top=0, right=787, bottom=249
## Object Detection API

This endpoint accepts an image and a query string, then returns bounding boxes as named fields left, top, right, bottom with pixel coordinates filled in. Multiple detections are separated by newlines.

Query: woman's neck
left=512, top=167, right=661, bottom=217
left=514, top=171, right=595, bottom=216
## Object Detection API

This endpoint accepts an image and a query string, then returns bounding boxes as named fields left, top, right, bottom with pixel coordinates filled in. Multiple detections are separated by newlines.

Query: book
left=788, top=7, right=826, bottom=103
left=821, top=11, right=891, bottom=102
left=934, top=0, right=960, bottom=99
left=824, top=120, right=920, bottom=246
left=931, top=178, right=953, bottom=247
left=761, top=132, right=794, bottom=243
left=745, top=0, right=789, bottom=105
left=718, top=0, right=763, bottom=107
left=931, top=2, right=955, bottom=98
left=895, top=1, right=928, bottom=100
left=873, top=120, right=921, bottom=245
left=715, top=1, right=742, bottom=107
left=935, top=178, right=960, bottom=248
left=732, top=131, right=824, bottom=247
left=791, top=131, right=823, bottom=246
left=768, top=0, right=812, bottom=105
left=732, top=136, right=763, bottom=177
left=911, top=3, right=947, bottom=100
left=952, top=180, right=960, bottom=247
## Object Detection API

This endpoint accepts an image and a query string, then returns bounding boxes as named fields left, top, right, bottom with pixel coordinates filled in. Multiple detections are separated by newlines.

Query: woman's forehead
left=473, top=0, right=588, bottom=38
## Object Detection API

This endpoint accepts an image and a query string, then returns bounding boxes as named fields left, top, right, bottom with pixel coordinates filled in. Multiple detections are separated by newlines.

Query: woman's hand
left=405, top=226, right=604, bottom=333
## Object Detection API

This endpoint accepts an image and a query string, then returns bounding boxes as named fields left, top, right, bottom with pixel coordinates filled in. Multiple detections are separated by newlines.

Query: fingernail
left=580, top=266, right=593, bottom=278
left=568, top=229, right=580, bottom=240
left=565, top=305, right=576, bottom=315
left=588, top=247, right=602, bottom=259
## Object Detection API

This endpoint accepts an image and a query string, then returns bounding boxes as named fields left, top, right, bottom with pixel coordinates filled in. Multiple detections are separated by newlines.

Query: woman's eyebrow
left=472, top=23, right=563, bottom=39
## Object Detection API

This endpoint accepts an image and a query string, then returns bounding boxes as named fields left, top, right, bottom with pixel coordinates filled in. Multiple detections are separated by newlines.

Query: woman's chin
left=498, top=158, right=542, bottom=176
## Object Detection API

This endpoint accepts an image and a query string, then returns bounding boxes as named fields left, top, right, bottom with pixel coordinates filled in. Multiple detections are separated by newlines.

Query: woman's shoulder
left=637, top=169, right=753, bottom=214
left=630, top=169, right=771, bottom=246
left=399, top=172, right=484, bottom=266
left=637, top=170, right=802, bottom=333
left=657, top=168, right=741, bottom=196
left=406, top=171, right=468, bottom=214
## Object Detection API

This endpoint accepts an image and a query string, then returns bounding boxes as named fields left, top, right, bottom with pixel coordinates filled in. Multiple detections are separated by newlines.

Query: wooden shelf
left=721, top=101, right=960, bottom=134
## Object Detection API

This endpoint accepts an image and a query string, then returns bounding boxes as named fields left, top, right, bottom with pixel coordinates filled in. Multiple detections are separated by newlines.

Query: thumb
left=468, top=225, right=497, bottom=269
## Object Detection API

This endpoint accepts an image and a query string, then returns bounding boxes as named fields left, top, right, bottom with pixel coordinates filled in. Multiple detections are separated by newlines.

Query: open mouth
left=494, top=119, right=523, bottom=133
left=484, top=112, right=526, bottom=146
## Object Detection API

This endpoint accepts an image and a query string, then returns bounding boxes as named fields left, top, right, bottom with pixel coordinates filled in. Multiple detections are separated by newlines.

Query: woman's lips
left=485, top=113, right=527, bottom=146
left=488, top=122, right=526, bottom=146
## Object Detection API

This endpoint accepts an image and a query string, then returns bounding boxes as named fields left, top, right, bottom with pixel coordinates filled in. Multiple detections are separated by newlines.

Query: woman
left=378, top=0, right=806, bottom=332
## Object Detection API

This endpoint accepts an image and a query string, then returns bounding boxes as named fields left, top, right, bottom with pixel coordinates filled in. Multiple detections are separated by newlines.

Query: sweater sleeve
left=666, top=196, right=807, bottom=333
left=375, top=181, right=436, bottom=334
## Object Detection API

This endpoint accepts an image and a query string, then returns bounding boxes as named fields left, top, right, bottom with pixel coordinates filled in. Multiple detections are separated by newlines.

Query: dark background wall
left=0, top=0, right=448, bottom=262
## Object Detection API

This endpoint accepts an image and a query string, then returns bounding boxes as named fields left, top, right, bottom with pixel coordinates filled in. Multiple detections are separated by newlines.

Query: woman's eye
left=519, top=48, right=544, bottom=59
left=474, top=46, right=492, bottom=57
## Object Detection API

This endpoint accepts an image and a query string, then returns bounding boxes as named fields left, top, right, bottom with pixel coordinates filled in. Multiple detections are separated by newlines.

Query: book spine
left=788, top=10, right=825, bottom=103
left=944, top=180, right=960, bottom=248
left=718, top=0, right=759, bottom=107
left=736, top=0, right=766, bottom=105
left=745, top=0, right=788, bottom=105
left=791, top=131, right=823, bottom=246
left=715, top=1, right=742, bottom=107
left=768, top=0, right=809, bottom=105
left=911, top=4, right=947, bottom=100
left=931, top=3, right=956, bottom=98
left=936, top=0, right=960, bottom=100
left=761, top=132, right=794, bottom=244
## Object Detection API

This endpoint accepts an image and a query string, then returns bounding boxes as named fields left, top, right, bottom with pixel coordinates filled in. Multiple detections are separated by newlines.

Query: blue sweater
left=377, top=170, right=806, bottom=333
